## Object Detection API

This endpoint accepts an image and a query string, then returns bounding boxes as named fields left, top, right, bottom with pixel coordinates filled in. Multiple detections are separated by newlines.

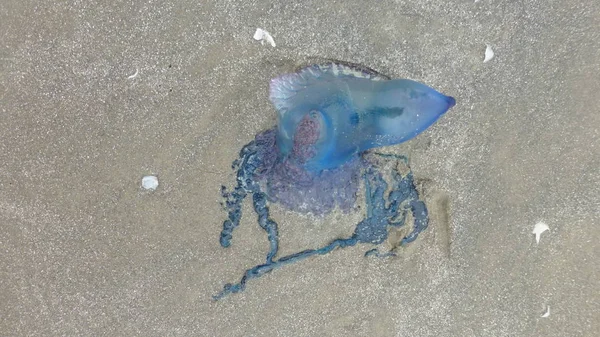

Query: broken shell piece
left=253, top=28, right=276, bottom=47
left=483, top=45, right=494, bottom=63
left=127, top=68, right=139, bottom=79
left=541, top=306, right=550, bottom=318
left=532, top=222, right=550, bottom=244
left=142, top=175, right=159, bottom=190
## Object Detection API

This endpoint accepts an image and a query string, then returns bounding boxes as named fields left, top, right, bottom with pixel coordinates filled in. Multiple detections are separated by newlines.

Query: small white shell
left=127, top=69, right=139, bottom=79
left=484, top=44, right=494, bottom=63
left=541, top=306, right=550, bottom=318
left=532, top=222, right=550, bottom=244
left=142, top=175, right=159, bottom=190
left=253, top=28, right=276, bottom=47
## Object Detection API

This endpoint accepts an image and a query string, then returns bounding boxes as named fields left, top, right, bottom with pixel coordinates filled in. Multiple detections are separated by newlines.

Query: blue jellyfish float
left=216, top=62, right=455, bottom=299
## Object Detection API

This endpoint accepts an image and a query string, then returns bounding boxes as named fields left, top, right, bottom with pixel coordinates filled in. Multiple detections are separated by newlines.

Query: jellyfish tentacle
left=219, top=185, right=247, bottom=248
left=215, top=151, right=431, bottom=299
left=219, top=136, right=269, bottom=247
left=252, top=192, right=279, bottom=263
left=214, top=236, right=360, bottom=300
left=402, top=199, right=429, bottom=244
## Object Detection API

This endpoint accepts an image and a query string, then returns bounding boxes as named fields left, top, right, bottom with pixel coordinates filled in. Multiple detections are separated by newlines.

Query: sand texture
left=1, top=0, right=598, bottom=336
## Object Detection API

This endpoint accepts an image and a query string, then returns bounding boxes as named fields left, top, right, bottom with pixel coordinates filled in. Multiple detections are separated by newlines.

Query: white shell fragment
left=483, top=44, right=494, bottom=63
left=253, top=28, right=276, bottom=47
left=142, top=175, right=159, bottom=190
left=532, top=222, right=550, bottom=244
left=541, top=306, right=550, bottom=318
left=127, top=68, right=139, bottom=79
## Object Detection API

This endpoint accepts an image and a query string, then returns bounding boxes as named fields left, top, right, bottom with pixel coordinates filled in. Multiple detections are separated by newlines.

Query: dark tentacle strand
left=215, top=140, right=430, bottom=299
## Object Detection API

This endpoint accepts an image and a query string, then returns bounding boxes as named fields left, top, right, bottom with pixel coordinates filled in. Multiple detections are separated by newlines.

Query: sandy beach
left=1, top=0, right=598, bottom=336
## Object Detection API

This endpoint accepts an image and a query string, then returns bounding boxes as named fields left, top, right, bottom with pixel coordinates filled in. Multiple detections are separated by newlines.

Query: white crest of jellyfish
left=215, top=61, right=455, bottom=300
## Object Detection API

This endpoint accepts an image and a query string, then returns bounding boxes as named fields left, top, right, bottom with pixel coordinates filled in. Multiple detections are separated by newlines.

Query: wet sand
left=1, top=0, right=599, bottom=336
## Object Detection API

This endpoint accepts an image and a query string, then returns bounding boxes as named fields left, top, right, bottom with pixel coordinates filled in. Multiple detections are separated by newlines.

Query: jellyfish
left=215, top=62, right=455, bottom=300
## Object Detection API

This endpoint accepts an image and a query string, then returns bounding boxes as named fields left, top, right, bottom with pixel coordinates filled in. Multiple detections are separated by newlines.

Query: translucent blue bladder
left=270, top=63, right=455, bottom=171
